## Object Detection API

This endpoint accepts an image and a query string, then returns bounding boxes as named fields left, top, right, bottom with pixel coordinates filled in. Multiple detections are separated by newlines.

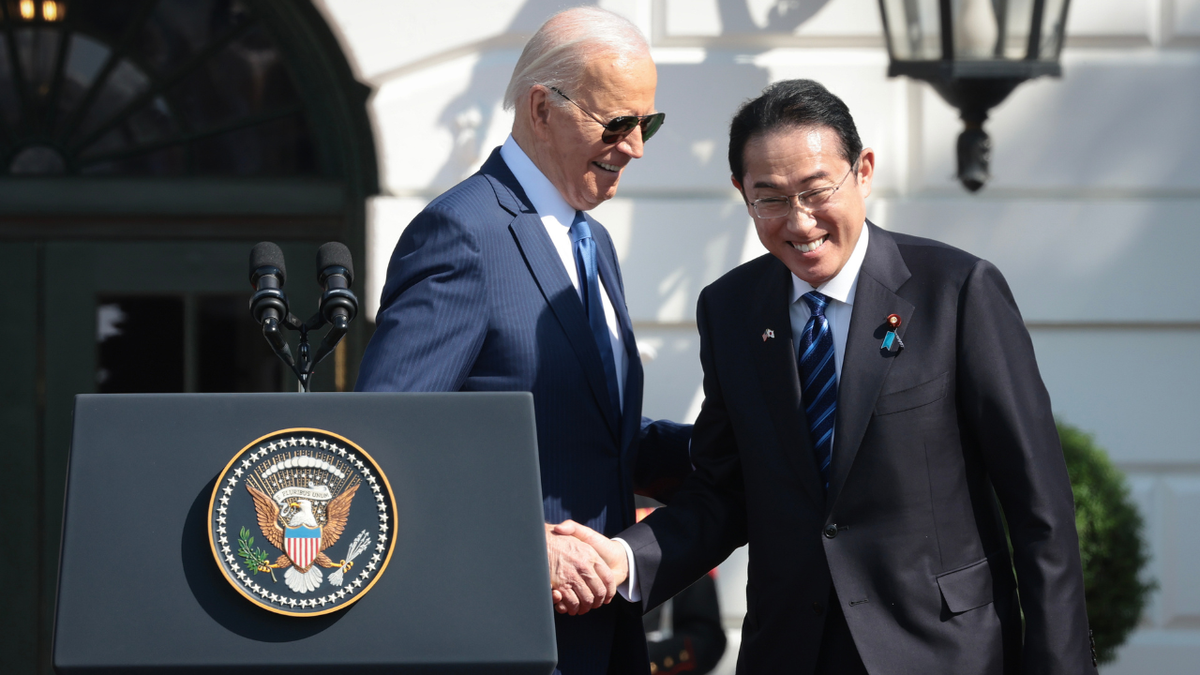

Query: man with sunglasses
left=355, top=7, right=691, bottom=675
left=558, top=79, right=1096, bottom=674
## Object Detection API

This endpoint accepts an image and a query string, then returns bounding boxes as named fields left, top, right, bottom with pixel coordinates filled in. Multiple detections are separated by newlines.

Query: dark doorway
left=0, top=2, right=377, bottom=672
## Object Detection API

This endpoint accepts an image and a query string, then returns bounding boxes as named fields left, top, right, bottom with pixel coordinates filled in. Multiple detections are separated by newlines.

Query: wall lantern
left=10, top=0, right=65, bottom=22
left=877, top=0, right=1072, bottom=192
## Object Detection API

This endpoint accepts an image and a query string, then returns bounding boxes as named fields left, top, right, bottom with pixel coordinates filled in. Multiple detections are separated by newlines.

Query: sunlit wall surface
left=314, top=2, right=1200, bottom=672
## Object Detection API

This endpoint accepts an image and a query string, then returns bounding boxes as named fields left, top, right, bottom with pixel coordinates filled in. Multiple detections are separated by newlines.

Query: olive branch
left=238, top=526, right=276, bottom=582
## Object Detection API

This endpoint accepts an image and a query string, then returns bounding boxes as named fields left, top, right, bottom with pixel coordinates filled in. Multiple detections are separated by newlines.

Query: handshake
left=545, top=520, right=631, bottom=615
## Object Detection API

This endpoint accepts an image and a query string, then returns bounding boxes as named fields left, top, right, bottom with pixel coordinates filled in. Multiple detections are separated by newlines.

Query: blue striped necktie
left=799, top=291, right=837, bottom=487
left=569, top=211, right=622, bottom=419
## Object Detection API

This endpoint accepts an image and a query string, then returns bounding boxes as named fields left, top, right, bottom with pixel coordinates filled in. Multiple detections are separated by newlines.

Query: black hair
left=728, top=79, right=863, bottom=182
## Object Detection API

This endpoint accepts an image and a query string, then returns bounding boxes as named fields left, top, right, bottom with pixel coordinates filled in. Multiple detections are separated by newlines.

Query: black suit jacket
left=357, top=148, right=692, bottom=675
left=621, top=223, right=1095, bottom=674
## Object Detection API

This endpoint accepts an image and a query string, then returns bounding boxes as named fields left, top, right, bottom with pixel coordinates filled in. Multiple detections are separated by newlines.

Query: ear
left=731, top=175, right=748, bottom=204
left=731, top=175, right=755, bottom=217
left=529, top=85, right=553, bottom=139
left=856, top=148, right=875, bottom=199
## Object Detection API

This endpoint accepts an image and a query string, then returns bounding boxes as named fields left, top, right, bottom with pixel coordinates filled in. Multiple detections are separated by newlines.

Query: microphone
left=249, top=241, right=294, bottom=366
left=246, top=241, right=357, bottom=391
left=249, top=241, right=288, bottom=324
left=316, top=242, right=358, bottom=328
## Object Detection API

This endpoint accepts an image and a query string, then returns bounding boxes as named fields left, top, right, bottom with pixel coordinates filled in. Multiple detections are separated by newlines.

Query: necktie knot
left=802, top=291, right=830, bottom=317
left=568, top=210, right=592, bottom=244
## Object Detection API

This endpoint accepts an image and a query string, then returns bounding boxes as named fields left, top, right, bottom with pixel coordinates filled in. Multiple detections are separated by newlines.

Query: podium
left=54, top=392, right=557, bottom=674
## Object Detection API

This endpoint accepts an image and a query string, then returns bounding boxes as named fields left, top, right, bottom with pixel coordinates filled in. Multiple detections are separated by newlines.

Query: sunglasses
left=550, top=87, right=665, bottom=144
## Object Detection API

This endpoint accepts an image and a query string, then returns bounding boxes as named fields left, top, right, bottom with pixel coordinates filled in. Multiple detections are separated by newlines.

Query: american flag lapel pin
left=762, top=328, right=775, bottom=342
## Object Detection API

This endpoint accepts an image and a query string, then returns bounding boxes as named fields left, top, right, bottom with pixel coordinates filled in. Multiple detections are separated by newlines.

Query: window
left=1, top=0, right=317, bottom=176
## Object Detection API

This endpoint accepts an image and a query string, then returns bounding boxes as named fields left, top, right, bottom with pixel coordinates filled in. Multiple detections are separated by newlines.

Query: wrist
left=609, top=538, right=631, bottom=585
left=613, top=553, right=629, bottom=585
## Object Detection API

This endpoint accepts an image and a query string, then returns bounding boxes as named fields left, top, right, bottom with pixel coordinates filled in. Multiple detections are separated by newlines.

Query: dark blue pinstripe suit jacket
left=356, top=148, right=692, bottom=675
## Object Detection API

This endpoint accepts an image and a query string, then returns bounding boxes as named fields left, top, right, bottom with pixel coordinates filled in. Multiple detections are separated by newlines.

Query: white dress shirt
left=618, top=223, right=871, bottom=603
left=500, top=135, right=627, bottom=408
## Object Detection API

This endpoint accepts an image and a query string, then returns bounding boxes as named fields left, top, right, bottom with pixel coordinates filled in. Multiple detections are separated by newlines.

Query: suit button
left=824, top=524, right=838, bottom=539
left=812, top=601, right=824, bottom=615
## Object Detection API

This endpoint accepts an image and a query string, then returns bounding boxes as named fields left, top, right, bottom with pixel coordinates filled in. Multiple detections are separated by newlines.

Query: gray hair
left=503, top=7, right=650, bottom=111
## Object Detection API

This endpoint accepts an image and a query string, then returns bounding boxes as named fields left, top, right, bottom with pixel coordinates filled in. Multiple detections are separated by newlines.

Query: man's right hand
left=545, top=523, right=616, bottom=616
left=552, top=519, right=629, bottom=587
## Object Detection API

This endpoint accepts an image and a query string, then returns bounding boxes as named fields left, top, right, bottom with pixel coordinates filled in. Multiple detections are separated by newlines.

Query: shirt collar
left=790, top=222, right=870, bottom=307
left=499, top=134, right=575, bottom=226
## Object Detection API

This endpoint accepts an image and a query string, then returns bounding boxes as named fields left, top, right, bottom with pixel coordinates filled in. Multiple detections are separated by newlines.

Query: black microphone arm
left=247, top=241, right=359, bottom=392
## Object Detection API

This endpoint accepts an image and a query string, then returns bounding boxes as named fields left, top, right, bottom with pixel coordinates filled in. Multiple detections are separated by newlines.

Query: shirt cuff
left=613, top=537, right=641, bottom=602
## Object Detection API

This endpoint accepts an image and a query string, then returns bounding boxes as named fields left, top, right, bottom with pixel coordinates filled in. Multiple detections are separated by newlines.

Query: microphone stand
left=250, top=242, right=358, bottom=393
left=263, top=309, right=347, bottom=392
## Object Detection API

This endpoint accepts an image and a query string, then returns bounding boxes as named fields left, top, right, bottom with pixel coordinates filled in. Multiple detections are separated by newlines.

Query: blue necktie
left=799, top=291, right=837, bottom=487
left=569, top=211, right=622, bottom=419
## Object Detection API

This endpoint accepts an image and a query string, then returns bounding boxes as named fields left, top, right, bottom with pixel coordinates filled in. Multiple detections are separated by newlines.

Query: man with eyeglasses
left=355, top=7, right=690, bottom=675
left=557, top=79, right=1096, bottom=674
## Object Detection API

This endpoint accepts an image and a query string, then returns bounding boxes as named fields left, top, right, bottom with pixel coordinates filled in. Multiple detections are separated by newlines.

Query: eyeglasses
left=549, top=87, right=665, bottom=144
left=749, top=163, right=857, bottom=219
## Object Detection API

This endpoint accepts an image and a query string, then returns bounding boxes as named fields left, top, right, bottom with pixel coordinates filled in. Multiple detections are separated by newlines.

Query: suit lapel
left=483, top=153, right=620, bottom=439
left=827, top=223, right=913, bottom=509
left=750, top=258, right=826, bottom=506
left=594, top=227, right=642, bottom=452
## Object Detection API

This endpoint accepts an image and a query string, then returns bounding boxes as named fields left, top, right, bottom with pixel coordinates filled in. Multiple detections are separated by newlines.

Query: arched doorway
left=0, top=2, right=377, bottom=672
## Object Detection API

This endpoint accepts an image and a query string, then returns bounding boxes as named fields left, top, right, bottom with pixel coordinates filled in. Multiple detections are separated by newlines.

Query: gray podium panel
left=54, top=392, right=555, bottom=674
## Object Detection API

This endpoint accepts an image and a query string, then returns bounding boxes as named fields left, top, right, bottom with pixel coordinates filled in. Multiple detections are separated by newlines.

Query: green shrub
left=1059, top=421, right=1156, bottom=665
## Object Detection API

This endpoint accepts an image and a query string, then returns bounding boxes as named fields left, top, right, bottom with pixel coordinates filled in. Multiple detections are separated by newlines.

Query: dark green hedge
left=1059, top=421, right=1156, bottom=665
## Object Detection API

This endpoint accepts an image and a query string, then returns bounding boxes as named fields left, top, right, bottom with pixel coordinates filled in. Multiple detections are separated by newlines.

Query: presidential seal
left=207, top=428, right=396, bottom=616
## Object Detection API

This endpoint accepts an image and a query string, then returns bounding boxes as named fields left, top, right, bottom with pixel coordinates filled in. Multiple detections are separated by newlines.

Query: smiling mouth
left=594, top=161, right=621, bottom=173
left=791, top=236, right=827, bottom=253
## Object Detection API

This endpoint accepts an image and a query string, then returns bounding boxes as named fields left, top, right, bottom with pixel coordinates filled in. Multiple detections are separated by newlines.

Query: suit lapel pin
left=762, top=328, right=775, bottom=342
left=881, top=313, right=905, bottom=352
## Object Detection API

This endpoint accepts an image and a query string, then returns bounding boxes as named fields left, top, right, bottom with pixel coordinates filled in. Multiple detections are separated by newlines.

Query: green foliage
left=1059, top=421, right=1156, bottom=665
left=237, top=526, right=272, bottom=578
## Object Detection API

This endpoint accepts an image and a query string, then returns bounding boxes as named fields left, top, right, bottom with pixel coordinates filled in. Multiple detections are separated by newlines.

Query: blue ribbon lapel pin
left=881, top=313, right=905, bottom=353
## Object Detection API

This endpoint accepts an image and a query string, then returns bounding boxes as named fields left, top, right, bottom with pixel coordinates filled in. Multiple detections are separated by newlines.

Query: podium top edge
left=74, top=391, right=536, bottom=401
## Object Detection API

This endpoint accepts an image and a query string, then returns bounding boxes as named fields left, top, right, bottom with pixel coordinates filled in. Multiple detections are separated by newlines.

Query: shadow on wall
left=621, top=0, right=832, bottom=324
left=716, top=0, right=829, bottom=32
left=428, top=0, right=598, bottom=189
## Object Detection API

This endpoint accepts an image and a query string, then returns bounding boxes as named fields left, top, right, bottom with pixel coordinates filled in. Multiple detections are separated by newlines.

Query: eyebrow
left=753, top=171, right=833, bottom=191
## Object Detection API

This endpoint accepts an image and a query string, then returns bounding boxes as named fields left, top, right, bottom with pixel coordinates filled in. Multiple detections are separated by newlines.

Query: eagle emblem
left=208, top=428, right=397, bottom=616
left=247, top=471, right=360, bottom=593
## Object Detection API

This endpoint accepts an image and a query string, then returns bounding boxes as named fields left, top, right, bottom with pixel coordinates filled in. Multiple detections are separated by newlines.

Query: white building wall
left=314, top=1, right=1200, bottom=672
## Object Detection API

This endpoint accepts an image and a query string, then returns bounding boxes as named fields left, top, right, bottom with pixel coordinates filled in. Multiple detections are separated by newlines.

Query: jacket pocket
left=936, top=556, right=995, bottom=614
left=874, top=372, right=949, bottom=416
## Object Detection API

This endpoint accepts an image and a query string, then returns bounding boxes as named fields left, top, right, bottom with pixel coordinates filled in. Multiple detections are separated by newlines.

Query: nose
left=786, top=202, right=818, bottom=232
left=616, top=125, right=645, bottom=159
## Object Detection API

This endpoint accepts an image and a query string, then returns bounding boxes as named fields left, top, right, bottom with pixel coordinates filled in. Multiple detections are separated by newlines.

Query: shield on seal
left=285, top=526, right=322, bottom=569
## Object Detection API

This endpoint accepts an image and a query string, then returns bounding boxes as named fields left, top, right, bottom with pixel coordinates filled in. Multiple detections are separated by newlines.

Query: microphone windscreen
left=316, top=242, right=354, bottom=285
left=250, top=241, right=287, bottom=283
